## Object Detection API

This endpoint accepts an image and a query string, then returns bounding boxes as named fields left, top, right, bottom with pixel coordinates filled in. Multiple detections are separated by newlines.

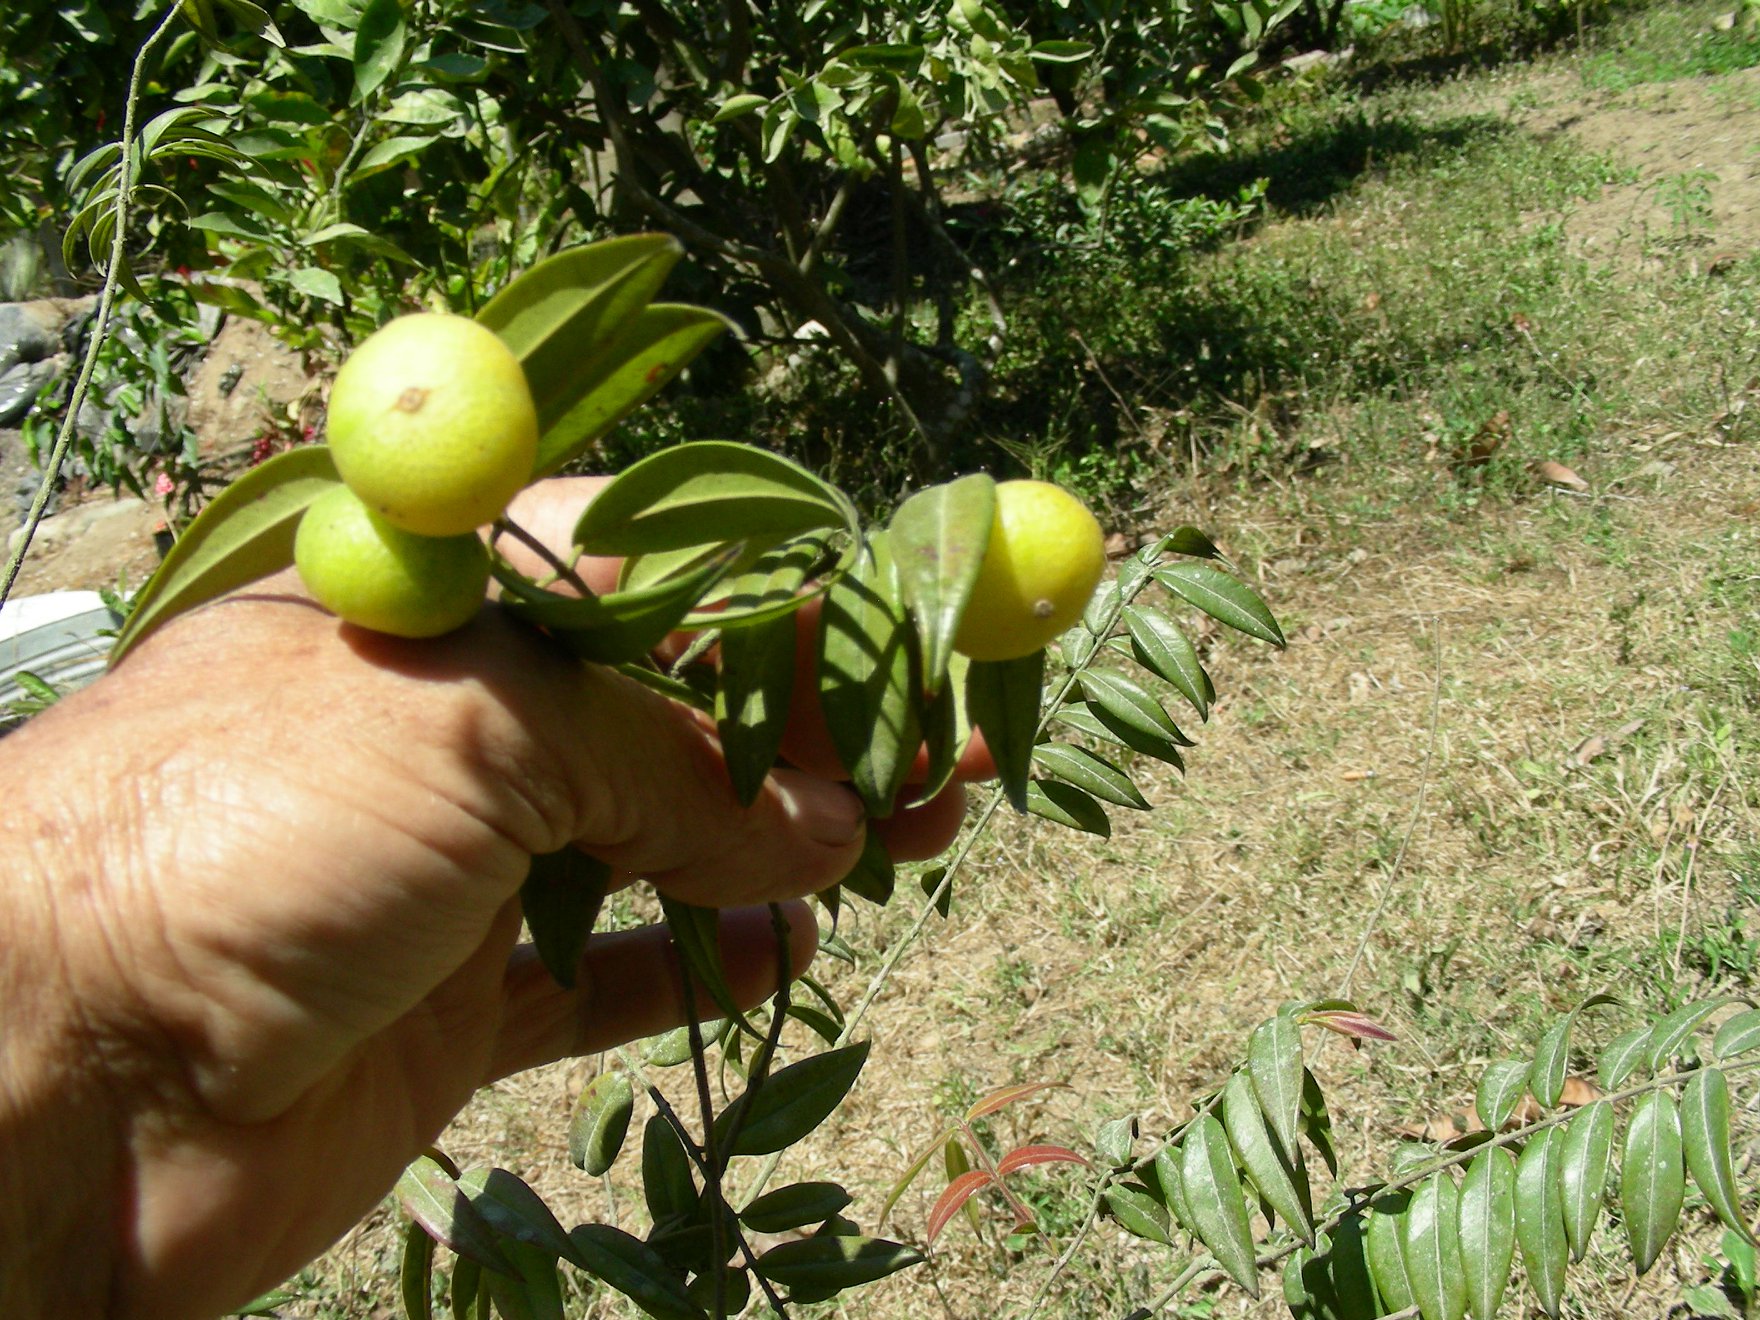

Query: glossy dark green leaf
left=1713, top=1008, right=1760, bottom=1060
left=838, top=827, right=896, bottom=906
left=1301, top=1069, right=1339, bottom=1179
left=1404, top=1173, right=1467, bottom=1320
left=1122, top=605, right=1214, bottom=719
left=1082, top=576, right=1121, bottom=636
left=1557, top=1100, right=1613, bottom=1262
left=1598, top=1026, right=1652, bottom=1090
left=817, top=537, right=918, bottom=815
left=1107, top=1183, right=1174, bottom=1245
left=519, top=848, right=608, bottom=990
left=395, top=1156, right=515, bottom=1276
left=682, top=530, right=840, bottom=630
left=1649, top=997, right=1738, bottom=1071
left=643, top=1022, right=721, bottom=1068
left=1459, top=1147, right=1515, bottom=1320
left=1079, top=669, right=1193, bottom=748
left=1155, top=562, right=1285, bottom=647
left=494, top=542, right=739, bottom=665
left=567, top=1224, right=707, bottom=1320
left=1475, top=1060, right=1530, bottom=1133
left=1147, top=526, right=1222, bottom=561
left=918, top=663, right=965, bottom=801
left=1053, top=702, right=1186, bottom=770
left=401, top=1218, right=436, bottom=1320
left=1365, top=1192, right=1415, bottom=1314
left=642, top=1116, right=699, bottom=1226
left=753, top=1235, right=923, bottom=1293
left=888, top=473, right=995, bottom=694
left=1514, top=1128, right=1567, bottom=1317
left=1025, top=779, right=1111, bottom=837
left=785, top=1003, right=843, bottom=1044
left=110, top=445, right=341, bottom=664
left=1681, top=1069, right=1753, bottom=1243
left=1285, top=1245, right=1330, bottom=1320
left=741, top=1182, right=854, bottom=1234
left=1032, top=743, right=1149, bottom=809
left=476, top=234, right=678, bottom=411
left=658, top=896, right=759, bottom=1039
left=457, top=1168, right=577, bottom=1267
left=1155, top=1145, right=1197, bottom=1239
left=575, top=441, right=853, bottom=557
left=353, top=0, right=406, bottom=102
left=1249, top=1015, right=1304, bottom=1162
left=569, top=1072, right=634, bottom=1177
left=716, top=611, right=797, bottom=807
left=716, top=1042, right=871, bottom=1157
left=529, top=305, right=732, bottom=478
left=1223, top=1071, right=1312, bottom=1242
left=449, top=1256, right=485, bottom=1320
left=966, top=651, right=1044, bottom=812
left=1622, top=1089, right=1684, bottom=1274
left=482, top=1240, right=564, bottom=1320
left=1180, top=1114, right=1260, bottom=1295
left=1528, top=1018, right=1572, bottom=1109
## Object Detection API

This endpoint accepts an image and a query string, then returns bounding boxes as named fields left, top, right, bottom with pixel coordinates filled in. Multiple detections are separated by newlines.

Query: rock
left=0, top=302, right=62, bottom=375
left=5, top=494, right=164, bottom=597
left=0, top=360, right=58, bottom=426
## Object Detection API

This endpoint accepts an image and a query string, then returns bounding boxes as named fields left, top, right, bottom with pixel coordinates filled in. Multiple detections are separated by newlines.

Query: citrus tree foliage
left=46, top=0, right=1294, bottom=454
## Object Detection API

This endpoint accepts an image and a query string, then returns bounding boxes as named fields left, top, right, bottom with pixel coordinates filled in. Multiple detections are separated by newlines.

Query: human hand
left=0, top=478, right=981, bottom=1320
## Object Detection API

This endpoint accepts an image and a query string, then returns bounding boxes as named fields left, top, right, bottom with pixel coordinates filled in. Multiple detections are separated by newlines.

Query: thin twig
left=492, top=516, right=592, bottom=595
left=0, top=2, right=184, bottom=612
left=1342, top=616, right=1444, bottom=995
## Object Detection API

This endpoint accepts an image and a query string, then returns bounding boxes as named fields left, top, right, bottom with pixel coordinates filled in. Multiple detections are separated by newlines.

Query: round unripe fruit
left=327, top=313, right=538, bottom=537
left=294, top=484, right=490, bottom=638
left=952, top=479, right=1107, bottom=662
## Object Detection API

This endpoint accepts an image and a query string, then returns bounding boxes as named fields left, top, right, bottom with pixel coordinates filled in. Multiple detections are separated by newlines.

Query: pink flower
left=154, top=473, right=176, bottom=497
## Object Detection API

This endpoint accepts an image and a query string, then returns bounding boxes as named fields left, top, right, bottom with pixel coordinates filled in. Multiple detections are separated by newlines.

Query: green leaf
left=715, top=611, right=797, bottom=807
left=1713, top=1008, right=1760, bottom=1060
left=817, top=536, right=918, bottom=816
left=1053, top=702, right=1185, bottom=770
left=1180, top=1114, right=1260, bottom=1295
left=888, top=473, right=995, bottom=694
left=1528, top=1018, right=1572, bottom=1110
left=401, top=1217, right=436, bottom=1320
left=1474, top=1059, right=1530, bottom=1133
left=1622, top=1089, right=1684, bottom=1274
left=1557, top=1099, right=1614, bottom=1262
left=1649, top=997, right=1738, bottom=1070
left=1301, top=1069, right=1339, bottom=1178
left=1403, top=1173, right=1467, bottom=1320
left=837, top=828, right=896, bottom=906
left=642, top=1115, right=699, bottom=1226
left=569, top=1072, right=633, bottom=1178
left=1249, top=1015, right=1304, bottom=1161
left=1155, top=563, right=1285, bottom=646
left=1155, top=1145, right=1197, bottom=1239
left=1106, top=1183, right=1174, bottom=1245
left=1031, top=743, right=1148, bottom=809
left=717, top=1042, right=871, bottom=1157
left=576, top=441, right=853, bottom=558
left=353, top=0, right=406, bottom=101
left=1681, top=1069, right=1754, bottom=1244
left=1122, top=605, right=1214, bottom=720
left=711, top=92, right=769, bottom=122
left=1025, top=779, right=1111, bottom=837
left=288, top=265, right=344, bottom=306
left=395, top=1157, right=515, bottom=1275
left=1365, top=1192, right=1415, bottom=1314
left=658, top=896, right=760, bottom=1038
left=457, top=1168, right=577, bottom=1266
left=110, top=446, right=341, bottom=664
left=741, top=1182, right=854, bottom=1234
left=966, top=651, right=1043, bottom=812
left=1079, top=669, right=1193, bottom=748
left=567, top=1224, right=707, bottom=1320
left=481, top=1240, right=563, bottom=1320
left=1599, top=1025, right=1652, bottom=1090
left=531, top=306, right=734, bottom=479
left=518, top=848, right=608, bottom=990
left=1459, top=1148, right=1515, bottom=1320
left=682, top=530, right=839, bottom=630
left=495, top=543, right=739, bottom=665
left=1222, top=1070, right=1312, bottom=1242
left=753, top=1235, right=923, bottom=1293
left=1514, top=1127, right=1567, bottom=1318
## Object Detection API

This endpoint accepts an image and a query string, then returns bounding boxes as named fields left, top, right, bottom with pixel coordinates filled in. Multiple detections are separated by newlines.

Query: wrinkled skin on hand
left=0, top=478, right=986, bottom=1320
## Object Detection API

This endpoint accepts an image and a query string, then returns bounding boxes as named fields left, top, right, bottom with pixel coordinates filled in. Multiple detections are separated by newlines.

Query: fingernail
left=774, top=771, right=866, bottom=847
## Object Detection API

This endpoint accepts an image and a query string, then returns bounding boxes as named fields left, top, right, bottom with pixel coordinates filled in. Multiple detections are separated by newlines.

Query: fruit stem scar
left=395, top=387, right=429, bottom=413
left=1032, top=599, right=1054, bottom=618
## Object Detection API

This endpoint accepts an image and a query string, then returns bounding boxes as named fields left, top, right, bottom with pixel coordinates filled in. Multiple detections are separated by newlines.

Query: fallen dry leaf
left=1455, top=410, right=1512, bottom=468
left=1404, top=1076, right=1605, bottom=1142
left=1340, top=769, right=1377, bottom=782
left=1533, top=459, right=1589, bottom=491
left=1569, top=718, right=1644, bottom=766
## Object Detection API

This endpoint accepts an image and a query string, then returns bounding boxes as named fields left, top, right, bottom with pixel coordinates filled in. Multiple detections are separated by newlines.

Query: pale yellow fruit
left=327, top=313, right=538, bottom=537
left=952, top=479, right=1106, bottom=662
left=294, top=484, right=490, bottom=638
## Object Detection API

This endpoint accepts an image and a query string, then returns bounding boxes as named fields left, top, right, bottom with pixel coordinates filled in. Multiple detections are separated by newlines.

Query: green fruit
left=326, top=313, right=538, bottom=537
left=294, top=484, right=490, bottom=638
left=953, top=479, right=1107, bottom=662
